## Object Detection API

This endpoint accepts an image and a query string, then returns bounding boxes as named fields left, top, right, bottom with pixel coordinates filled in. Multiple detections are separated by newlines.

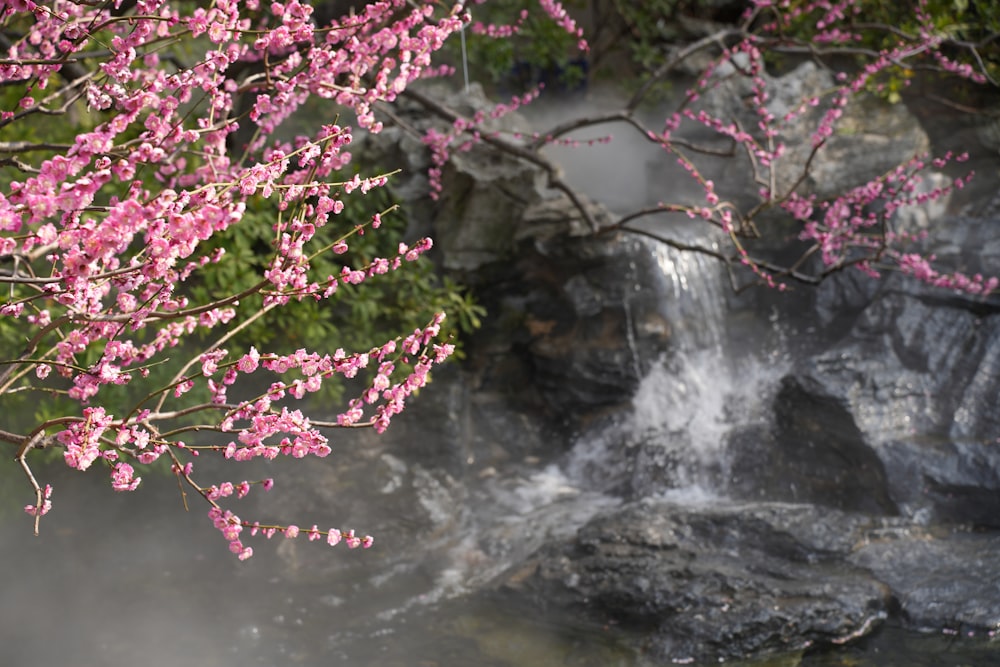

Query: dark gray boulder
left=849, top=528, right=1000, bottom=631
left=346, top=76, right=1000, bottom=665
left=726, top=207, right=1000, bottom=524
left=764, top=278, right=1000, bottom=524
left=504, top=500, right=890, bottom=663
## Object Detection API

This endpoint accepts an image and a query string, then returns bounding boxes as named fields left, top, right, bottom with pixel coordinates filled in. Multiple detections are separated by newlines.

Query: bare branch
left=401, top=87, right=603, bottom=232
left=627, top=28, right=744, bottom=114
left=0, top=141, right=72, bottom=154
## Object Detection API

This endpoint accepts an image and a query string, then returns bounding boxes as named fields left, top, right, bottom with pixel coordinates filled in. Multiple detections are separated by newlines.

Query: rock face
left=512, top=231, right=674, bottom=411
left=695, top=58, right=930, bottom=200
left=849, top=528, right=1000, bottom=631
left=727, top=375, right=901, bottom=516
left=342, top=75, right=1000, bottom=665
left=507, top=500, right=890, bottom=663
left=364, top=84, right=675, bottom=413
left=433, top=141, right=544, bottom=273
left=743, top=266, right=1000, bottom=525
left=482, top=167, right=1000, bottom=661
left=502, top=500, right=1000, bottom=664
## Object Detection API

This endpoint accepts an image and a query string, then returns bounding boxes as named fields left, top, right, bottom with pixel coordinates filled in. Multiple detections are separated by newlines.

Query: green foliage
left=188, top=182, right=481, bottom=354
left=576, top=0, right=1000, bottom=105
left=595, top=0, right=687, bottom=103
left=447, top=0, right=588, bottom=93
left=580, top=0, right=741, bottom=103
left=609, top=0, right=681, bottom=71
left=843, top=0, right=1000, bottom=48
left=180, top=178, right=483, bottom=410
left=0, top=181, right=482, bottom=433
left=762, top=0, right=1000, bottom=98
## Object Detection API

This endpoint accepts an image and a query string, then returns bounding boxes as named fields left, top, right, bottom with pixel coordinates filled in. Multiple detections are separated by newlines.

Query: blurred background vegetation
left=447, top=0, right=999, bottom=102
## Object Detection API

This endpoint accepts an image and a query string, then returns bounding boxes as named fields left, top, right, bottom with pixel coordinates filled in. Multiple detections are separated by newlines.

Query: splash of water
left=561, top=236, right=792, bottom=501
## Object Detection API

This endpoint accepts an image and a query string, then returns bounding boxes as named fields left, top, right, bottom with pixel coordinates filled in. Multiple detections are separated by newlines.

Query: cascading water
left=559, top=232, right=794, bottom=504
left=514, top=86, right=798, bottom=505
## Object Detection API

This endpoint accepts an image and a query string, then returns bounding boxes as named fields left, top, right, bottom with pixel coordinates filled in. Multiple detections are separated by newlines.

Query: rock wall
left=351, top=70, right=1000, bottom=664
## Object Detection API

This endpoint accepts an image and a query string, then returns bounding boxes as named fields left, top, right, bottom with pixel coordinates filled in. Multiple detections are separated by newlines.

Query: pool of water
left=3, top=463, right=1000, bottom=667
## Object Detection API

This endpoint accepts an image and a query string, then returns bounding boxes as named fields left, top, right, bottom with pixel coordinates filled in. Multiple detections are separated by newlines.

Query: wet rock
left=695, top=58, right=930, bottom=200
left=351, top=77, right=1000, bottom=663
left=365, top=84, right=675, bottom=414
left=360, top=81, right=542, bottom=271
left=812, top=268, right=881, bottom=333
left=876, top=438, right=1000, bottom=527
left=849, top=528, right=1000, bottom=631
left=458, top=222, right=674, bottom=415
left=770, top=275, right=1000, bottom=524
left=518, top=232, right=674, bottom=411
left=517, top=193, right=608, bottom=243
left=764, top=374, right=898, bottom=515
left=728, top=208, right=1000, bottom=524
left=506, top=500, right=890, bottom=663
left=433, top=143, right=544, bottom=272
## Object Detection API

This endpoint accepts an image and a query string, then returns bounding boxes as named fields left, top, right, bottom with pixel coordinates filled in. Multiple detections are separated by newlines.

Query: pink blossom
left=345, top=529, right=361, bottom=549
left=24, top=485, right=53, bottom=517
left=110, top=462, right=142, bottom=492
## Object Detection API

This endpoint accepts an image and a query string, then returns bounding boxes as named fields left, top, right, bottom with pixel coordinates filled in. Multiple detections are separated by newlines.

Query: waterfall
left=562, top=232, right=792, bottom=501
left=520, top=86, right=794, bottom=501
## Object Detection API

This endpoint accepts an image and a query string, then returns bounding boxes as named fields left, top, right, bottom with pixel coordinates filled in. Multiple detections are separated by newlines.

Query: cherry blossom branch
left=0, top=0, right=467, bottom=556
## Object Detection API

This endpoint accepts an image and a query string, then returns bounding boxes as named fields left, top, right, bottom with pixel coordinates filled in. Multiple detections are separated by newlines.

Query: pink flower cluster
left=471, top=9, right=530, bottom=38
left=110, top=462, right=141, bottom=492
left=423, top=86, right=545, bottom=197
left=793, top=151, right=975, bottom=273
left=58, top=407, right=114, bottom=472
left=415, top=0, right=589, bottom=195
left=537, top=0, right=588, bottom=51
left=208, top=506, right=373, bottom=561
left=24, top=484, right=52, bottom=518
left=895, top=253, right=999, bottom=294
left=213, top=313, right=454, bottom=463
left=638, top=0, right=997, bottom=292
left=0, top=1, right=464, bottom=557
